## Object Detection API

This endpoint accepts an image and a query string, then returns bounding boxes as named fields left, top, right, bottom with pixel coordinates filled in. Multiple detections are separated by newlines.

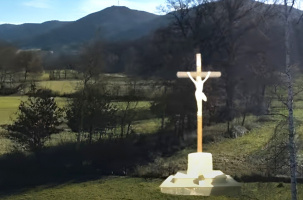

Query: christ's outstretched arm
left=187, top=72, right=196, bottom=84
left=202, top=71, right=211, bottom=83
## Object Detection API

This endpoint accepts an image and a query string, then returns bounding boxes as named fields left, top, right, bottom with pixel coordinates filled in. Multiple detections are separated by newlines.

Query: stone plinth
left=160, top=152, right=241, bottom=196
left=187, top=152, right=213, bottom=176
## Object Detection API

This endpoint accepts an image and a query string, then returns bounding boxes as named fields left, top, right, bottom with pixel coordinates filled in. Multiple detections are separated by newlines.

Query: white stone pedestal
left=160, top=152, right=241, bottom=196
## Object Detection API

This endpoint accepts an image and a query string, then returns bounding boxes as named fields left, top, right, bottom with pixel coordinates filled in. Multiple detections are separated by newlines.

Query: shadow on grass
left=238, top=174, right=303, bottom=183
left=0, top=131, right=187, bottom=197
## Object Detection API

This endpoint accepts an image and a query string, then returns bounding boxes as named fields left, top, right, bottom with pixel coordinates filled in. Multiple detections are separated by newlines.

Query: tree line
left=1, top=0, right=301, bottom=145
left=0, top=42, right=43, bottom=94
left=1, top=0, right=302, bottom=142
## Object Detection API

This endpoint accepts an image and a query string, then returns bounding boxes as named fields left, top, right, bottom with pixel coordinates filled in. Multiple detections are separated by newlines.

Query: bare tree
left=117, top=79, right=140, bottom=137
left=162, top=0, right=275, bottom=133
left=71, top=40, right=105, bottom=142
left=266, top=0, right=302, bottom=199
left=66, top=83, right=117, bottom=143
left=0, top=42, right=16, bottom=89
left=283, top=0, right=298, bottom=199
left=56, top=53, right=77, bottom=79
left=79, top=41, right=104, bottom=85
left=15, top=50, right=43, bottom=81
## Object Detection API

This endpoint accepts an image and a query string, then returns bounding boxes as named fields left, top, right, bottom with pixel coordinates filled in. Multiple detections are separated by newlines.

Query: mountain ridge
left=0, top=6, right=167, bottom=50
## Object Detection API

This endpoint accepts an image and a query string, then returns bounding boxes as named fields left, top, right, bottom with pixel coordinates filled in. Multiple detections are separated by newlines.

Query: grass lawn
left=0, top=96, right=27, bottom=125
left=1, top=177, right=302, bottom=200
left=132, top=118, right=162, bottom=134
left=113, top=101, right=151, bottom=109
left=0, top=96, right=68, bottom=126
left=36, top=80, right=81, bottom=95
left=206, top=122, right=276, bottom=157
left=0, top=96, right=23, bottom=154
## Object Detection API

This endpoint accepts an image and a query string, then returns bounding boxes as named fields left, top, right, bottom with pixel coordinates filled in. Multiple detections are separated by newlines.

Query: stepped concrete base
left=160, top=152, right=241, bottom=196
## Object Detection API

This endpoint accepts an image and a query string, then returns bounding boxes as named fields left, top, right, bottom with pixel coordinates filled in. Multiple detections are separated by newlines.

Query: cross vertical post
left=177, top=53, right=221, bottom=152
left=196, top=54, right=203, bottom=152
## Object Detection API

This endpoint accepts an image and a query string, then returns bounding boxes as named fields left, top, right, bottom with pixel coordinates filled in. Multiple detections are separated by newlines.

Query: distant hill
left=0, top=21, right=69, bottom=44
left=0, top=3, right=302, bottom=68
left=0, top=6, right=170, bottom=50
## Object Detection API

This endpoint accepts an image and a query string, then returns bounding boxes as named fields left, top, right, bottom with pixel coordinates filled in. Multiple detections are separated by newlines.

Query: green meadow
left=1, top=177, right=303, bottom=200
left=0, top=96, right=26, bottom=125
left=36, top=80, right=80, bottom=95
left=0, top=96, right=68, bottom=126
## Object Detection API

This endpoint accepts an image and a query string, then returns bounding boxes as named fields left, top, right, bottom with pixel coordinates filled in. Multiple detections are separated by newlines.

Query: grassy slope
left=132, top=118, right=278, bottom=179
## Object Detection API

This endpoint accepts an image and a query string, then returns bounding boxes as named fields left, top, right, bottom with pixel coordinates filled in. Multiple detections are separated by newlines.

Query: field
left=0, top=96, right=24, bottom=125
left=0, top=96, right=70, bottom=126
left=1, top=74, right=303, bottom=199
left=36, top=80, right=80, bottom=95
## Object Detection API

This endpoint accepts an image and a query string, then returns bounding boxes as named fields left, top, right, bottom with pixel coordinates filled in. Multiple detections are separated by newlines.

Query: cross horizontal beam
left=177, top=71, right=221, bottom=78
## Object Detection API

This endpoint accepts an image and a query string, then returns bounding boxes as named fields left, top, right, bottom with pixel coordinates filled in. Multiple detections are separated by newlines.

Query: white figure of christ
left=187, top=71, right=211, bottom=115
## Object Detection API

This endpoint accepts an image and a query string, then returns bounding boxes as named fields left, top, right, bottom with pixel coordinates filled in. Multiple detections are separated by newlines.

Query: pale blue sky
left=0, top=0, right=165, bottom=25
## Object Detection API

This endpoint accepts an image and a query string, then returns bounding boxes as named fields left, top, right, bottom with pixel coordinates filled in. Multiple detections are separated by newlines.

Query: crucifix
left=177, top=53, right=221, bottom=152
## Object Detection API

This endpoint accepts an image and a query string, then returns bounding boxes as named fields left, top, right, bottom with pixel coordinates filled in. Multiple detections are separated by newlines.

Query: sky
left=0, top=0, right=165, bottom=25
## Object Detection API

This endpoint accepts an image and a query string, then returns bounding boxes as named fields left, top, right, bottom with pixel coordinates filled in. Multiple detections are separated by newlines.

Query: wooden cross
left=177, top=53, right=221, bottom=152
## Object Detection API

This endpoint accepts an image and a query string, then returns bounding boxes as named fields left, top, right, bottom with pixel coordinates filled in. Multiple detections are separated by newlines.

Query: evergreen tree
left=7, top=96, right=63, bottom=152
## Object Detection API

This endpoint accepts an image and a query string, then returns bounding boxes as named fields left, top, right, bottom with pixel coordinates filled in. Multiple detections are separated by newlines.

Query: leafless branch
left=289, top=0, right=295, bottom=13
left=297, top=13, right=303, bottom=24
left=293, top=87, right=303, bottom=97
left=272, top=84, right=288, bottom=107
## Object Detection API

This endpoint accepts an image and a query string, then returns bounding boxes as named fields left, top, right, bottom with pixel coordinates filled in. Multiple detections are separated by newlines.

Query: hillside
left=0, top=2, right=302, bottom=73
left=0, top=6, right=169, bottom=50
left=0, top=21, right=69, bottom=44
